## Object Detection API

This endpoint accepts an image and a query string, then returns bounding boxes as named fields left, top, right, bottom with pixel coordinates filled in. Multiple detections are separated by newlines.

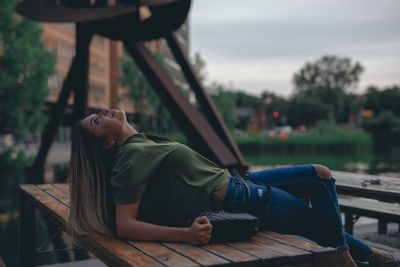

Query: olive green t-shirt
left=110, top=133, right=230, bottom=227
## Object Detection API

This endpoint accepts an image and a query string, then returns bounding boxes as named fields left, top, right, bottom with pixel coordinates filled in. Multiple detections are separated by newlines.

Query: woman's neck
left=117, top=124, right=138, bottom=146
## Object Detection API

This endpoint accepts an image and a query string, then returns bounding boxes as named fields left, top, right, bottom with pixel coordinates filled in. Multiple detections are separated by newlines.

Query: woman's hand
left=186, top=216, right=213, bottom=245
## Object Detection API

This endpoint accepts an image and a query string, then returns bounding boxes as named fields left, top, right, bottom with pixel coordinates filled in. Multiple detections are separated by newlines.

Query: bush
left=233, top=127, right=371, bottom=155
left=362, top=111, right=400, bottom=152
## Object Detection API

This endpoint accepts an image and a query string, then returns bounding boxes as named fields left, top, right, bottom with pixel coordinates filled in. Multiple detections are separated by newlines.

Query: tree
left=287, top=96, right=331, bottom=127
left=208, top=82, right=238, bottom=129
left=191, top=51, right=207, bottom=83
left=260, top=90, right=289, bottom=127
left=362, top=85, right=400, bottom=152
left=292, top=55, right=364, bottom=123
left=0, top=0, right=55, bottom=141
left=363, top=85, right=400, bottom=117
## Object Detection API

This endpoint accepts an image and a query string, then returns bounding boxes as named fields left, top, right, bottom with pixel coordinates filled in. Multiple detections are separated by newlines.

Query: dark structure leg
left=19, top=192, right=36, bottom=267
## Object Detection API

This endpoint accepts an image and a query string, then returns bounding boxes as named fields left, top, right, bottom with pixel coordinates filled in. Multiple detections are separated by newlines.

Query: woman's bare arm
left=115, top=202, right=212, bottom=245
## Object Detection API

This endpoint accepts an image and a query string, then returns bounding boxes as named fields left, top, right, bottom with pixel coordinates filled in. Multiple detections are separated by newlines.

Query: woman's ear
left=102, top=139, right=116, bottom=151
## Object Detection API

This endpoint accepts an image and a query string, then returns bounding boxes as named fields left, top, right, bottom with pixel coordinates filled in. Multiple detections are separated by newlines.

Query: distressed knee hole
left=312, top=164, right=332, bottom=179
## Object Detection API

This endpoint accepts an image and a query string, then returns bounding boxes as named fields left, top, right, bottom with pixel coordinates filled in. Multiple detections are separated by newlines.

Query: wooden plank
left=38, top=184, right=70, bottom=206
left=20, top=185, right=162, bottom=267
left=162, top=242, right=230, bottom=266
left=250, top=235, right=312, bottom=262
left=202, top=243, right=259, bottom=265
left=260, top=231, right=320, bottom=250
left=78, top=236, right=163, bottom=267
left=226, top=240, right=288, bottom=266
left=20, top=185, right=69, bottom=226
left=259, top=232, right=337, bottom=267
left=339, top=197, right=400, bottom=221
left=53, top=183, right=69, bottom=195
left=333, top=171, right=400, bottom=202
left=20, top=184, right=324, bottom=266
left=128, top=241, right=199, bottom=266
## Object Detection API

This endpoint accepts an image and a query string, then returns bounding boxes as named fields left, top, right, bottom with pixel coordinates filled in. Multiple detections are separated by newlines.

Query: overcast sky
left=189, top=0, right=400, bottom=97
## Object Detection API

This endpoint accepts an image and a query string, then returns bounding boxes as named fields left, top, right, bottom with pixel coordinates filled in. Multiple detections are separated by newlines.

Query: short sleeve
left=111, top=144, right=168, bottom=204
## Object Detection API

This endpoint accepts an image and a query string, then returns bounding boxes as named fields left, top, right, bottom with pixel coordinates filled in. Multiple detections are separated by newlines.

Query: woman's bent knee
left=312, top=164, right=332, bottom=179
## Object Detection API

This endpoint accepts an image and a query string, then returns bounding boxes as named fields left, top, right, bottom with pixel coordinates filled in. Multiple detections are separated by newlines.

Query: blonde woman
left=69, top=108, right=398, bottom=267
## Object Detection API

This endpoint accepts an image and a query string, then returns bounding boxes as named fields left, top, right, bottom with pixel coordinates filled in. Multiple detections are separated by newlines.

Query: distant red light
left=273, top=111, right=279, bottom=118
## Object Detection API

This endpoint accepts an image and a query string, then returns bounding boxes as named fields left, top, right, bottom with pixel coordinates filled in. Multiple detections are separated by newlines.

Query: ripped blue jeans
left=222, top=164, right=372, bottom=261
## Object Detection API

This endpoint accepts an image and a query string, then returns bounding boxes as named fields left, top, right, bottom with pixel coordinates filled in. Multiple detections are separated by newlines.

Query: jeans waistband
left=229, top=170, right=273, bottom=212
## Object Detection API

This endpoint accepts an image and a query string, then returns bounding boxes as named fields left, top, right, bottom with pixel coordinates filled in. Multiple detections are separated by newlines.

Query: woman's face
left=81, top=108, right=127, bottom=142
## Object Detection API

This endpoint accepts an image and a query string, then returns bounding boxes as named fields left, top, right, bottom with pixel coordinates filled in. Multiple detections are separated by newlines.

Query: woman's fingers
left=189, top=216, right=213, bottom=245
left=195, top=216, right=210, bottom=225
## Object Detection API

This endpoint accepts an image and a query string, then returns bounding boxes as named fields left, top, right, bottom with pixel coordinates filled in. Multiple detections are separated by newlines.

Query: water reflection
left=244, top=151, right=400, bottom=178
left=369, top=152, right=400, bottom=177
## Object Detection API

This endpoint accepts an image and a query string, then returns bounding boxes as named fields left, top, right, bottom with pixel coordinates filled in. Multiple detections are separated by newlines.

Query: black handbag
left=187, top=211, right=259, bottom=242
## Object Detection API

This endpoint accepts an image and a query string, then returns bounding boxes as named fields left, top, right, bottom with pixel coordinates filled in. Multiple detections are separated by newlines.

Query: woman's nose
left=100, top=109, right=109, bottom=116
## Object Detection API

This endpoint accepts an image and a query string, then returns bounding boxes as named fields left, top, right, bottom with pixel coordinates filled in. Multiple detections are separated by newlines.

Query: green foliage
left=260, top=90, right=289, bottom=127
left=363, top=85, right=400, bottom=117
left=233, top=130, right=371, bottom=155
left=234, top=91, right=263, bottom=109
left=0, top=150, right=33, bottom=198
left=293, top=55, right=364, bottom=94
left=234, top=130, right=371, bottom=147
left=208, top=83, right=239, bottom=129
left=362, top=85, right=400, bottom=152
left=308, top=114, right=342, bottom=135
left=292, top=55, right=364, bottom=124
left=362, top=111, right=400, bottom=152
left=191, top=51, right=207, bottom=83
left=0, top=0, right=55, bottom=140
left=287, top=96, right=331, bottom=127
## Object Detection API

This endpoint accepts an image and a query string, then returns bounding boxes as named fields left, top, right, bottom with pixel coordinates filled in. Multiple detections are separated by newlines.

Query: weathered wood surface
left=333, top=170, right=400, bottom=203
left=19, top=183, right=337, bottom=266
left=339, top=196, right=400, bottom=222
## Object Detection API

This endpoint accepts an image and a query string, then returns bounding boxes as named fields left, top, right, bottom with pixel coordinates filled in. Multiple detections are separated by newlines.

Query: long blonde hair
left=68, top=123, right=115, bottom=237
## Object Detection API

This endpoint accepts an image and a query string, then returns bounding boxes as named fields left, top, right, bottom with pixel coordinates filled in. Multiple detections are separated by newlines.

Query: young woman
left=68, top=108, right=398, bottom=267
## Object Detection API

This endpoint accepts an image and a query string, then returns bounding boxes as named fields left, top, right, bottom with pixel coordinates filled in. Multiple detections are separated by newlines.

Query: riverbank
left=234, top=131, right=372, bottom=154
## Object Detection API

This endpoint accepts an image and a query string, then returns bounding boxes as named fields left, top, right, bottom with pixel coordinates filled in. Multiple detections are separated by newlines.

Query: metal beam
left=123, top=33, right=239, bottom=168
left=165, top=32, right=248, bottom=170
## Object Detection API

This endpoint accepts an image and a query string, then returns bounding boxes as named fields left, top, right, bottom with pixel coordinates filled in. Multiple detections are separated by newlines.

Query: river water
left=243, top=151, right=400, bottom=178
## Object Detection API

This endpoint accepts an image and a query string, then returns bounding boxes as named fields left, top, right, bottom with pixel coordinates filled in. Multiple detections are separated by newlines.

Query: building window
left=92, top=35, right=105, bottom=49
left=48, top=73, right=65, bottom=90
left=89, top=83, right=105, bottom=102
left=90, top=60, right=105, bottom=75
left=57, top=43, right=75, bottom=58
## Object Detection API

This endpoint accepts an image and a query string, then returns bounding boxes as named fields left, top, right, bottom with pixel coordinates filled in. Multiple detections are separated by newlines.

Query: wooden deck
left=19, top=184, right=337, bottom=266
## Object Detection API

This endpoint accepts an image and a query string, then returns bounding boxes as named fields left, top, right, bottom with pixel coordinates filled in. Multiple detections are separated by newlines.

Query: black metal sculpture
left=17, top=0, right=248, bottom=186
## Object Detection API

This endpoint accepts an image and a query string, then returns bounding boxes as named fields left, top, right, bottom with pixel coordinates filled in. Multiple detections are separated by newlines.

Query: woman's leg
left=223, top=176, right=348, bottom=251
left=246, top=165, right=372, bottom=262
left=223, top=175, right=357, bottom=266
